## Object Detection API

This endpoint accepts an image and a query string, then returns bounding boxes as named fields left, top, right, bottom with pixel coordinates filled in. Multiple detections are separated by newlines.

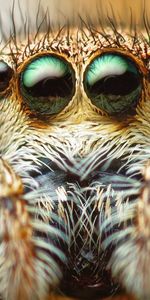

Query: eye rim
left=83, top=49, right=146, bottom=116
left=18, top=51, right=76, bottom=116
left=0, top=60, right=14, bottom=96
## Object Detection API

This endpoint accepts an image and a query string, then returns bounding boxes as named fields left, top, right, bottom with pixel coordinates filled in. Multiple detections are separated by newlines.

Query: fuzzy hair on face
left=0, top=1, right=150, bottom=300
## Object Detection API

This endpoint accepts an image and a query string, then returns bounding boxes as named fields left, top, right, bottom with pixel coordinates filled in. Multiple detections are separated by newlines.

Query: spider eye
left=84, top=53, right=142, bottom=115
left=0, top=60, right=13, bottom=92
left=20, top=54, right=75, bottom=114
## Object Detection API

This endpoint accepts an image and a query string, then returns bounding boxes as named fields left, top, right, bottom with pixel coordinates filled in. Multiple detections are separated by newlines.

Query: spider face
left=0, top=22, right=150, bottom=300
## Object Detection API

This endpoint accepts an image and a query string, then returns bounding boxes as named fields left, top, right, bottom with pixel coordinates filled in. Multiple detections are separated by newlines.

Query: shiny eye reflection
left=84, top=53, right=142, bottom=115
left=20, top=54, right=75, bottom=114
left=0, top=60, right=13, bottom=93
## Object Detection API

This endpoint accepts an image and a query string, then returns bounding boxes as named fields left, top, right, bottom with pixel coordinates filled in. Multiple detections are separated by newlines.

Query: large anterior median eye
left=84, top=52, right=142, bottom=115
left=20, top=54, right=75, bottom=114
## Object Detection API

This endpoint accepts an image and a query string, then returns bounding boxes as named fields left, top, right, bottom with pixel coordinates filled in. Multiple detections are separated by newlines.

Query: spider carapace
left=0, top=4, right=150, bottom=300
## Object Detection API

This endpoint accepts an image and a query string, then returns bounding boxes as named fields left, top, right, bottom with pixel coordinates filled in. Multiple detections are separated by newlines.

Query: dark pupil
left=27, top=72, right=72, bottom=98
left=0, top=61, right=13, bottom=92
left=88, top=71, right=140, bottom=96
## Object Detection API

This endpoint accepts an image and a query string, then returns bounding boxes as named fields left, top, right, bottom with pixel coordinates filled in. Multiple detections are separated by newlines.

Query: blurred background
left=0, top=0, right=149, bottom=40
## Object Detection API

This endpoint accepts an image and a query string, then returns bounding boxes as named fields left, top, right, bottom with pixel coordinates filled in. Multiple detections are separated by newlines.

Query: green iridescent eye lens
left=20, top=54, right=75, bottom=114
left=84, top=53, right=142, bottom=115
